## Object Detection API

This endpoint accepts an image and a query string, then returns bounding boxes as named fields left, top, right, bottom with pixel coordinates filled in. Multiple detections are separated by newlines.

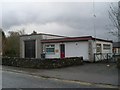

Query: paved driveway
left=2, top=62, right=119, bottom=86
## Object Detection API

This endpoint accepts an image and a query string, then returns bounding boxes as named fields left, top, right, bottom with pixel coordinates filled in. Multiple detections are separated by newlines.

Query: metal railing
left=94, top=53, right=113, bottom=62
left=112, top=53, right=120, bottom=62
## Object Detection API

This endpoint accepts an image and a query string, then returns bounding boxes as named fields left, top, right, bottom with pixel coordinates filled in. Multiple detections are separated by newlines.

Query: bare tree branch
left=108, top=2, right=120, bottom=41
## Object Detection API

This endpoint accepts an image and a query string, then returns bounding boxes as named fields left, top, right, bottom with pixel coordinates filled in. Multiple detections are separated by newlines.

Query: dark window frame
left=103, top=44, right=111, bottom=50
left=45, top=44, right=55, bottom=54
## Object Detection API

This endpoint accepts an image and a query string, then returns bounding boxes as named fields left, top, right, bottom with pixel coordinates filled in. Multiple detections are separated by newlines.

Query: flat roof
left=20, top=33, right=67, bottom=37
left=41, top=36, right=113, bottom=43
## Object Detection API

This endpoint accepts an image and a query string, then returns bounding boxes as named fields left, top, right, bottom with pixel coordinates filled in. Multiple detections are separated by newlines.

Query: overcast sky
left=1, top=0, right=119, bottom=41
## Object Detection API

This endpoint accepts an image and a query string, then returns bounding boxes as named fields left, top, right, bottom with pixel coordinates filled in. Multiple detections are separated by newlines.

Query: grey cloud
left=2, top=2, right=94, bottom=28
left=2, top=2, right=118, bottom=41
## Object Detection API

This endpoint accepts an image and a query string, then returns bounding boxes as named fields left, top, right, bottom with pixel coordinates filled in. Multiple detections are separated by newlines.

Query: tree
left=0, top=29, right=6, bottom=56
left=4, top=30, right=25, bottom=57
left=4, top=31, right=19, bottom=57
left=0, top=29, right=2, bottom=56
left=18, top=29, right=25, bottom=35
left=108, top=1, right=120, bottom=41
left=2, top=30, right=6, bottom=56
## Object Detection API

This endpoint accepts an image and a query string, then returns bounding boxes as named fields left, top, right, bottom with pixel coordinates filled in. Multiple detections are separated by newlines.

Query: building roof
left=20, top=32, right=67, bottom=38
left=113, top=42, right=120, bottom=48
left=41, top=36, right=113, bottom=43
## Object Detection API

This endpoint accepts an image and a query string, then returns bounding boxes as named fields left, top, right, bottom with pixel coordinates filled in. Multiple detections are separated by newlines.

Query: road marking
left=2, top=69, right=118, bottom=88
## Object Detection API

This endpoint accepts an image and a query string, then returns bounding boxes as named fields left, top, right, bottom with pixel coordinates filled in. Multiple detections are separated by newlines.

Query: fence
left=112, top=53, right=120, bottom=62
left=94, top=53, right=113, bottom=62
left=2, top=57, right=83, bottom=69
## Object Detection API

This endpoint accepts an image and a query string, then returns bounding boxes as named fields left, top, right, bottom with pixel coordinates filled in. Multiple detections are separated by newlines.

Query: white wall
left=44, top=40, right=112, bottom=61
left=65, top=41, right=89, bottom=60
left=93, top=40, right=113, bottom=53
left=92, top=40, right=113, bottom=61
left=43, top=41, right=89, bottom=60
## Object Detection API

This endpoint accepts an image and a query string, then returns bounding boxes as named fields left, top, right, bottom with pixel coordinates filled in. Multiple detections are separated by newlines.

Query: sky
left=1, top=0, right=120, bottom=41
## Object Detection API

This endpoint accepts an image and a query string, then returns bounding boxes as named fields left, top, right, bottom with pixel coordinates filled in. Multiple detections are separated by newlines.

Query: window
left=113, top=48, right=116, bottom=53
left=45, top=45, right=55, bottom=54
left=103, top=44, right=111, bottom=50
left=96, top=44, right=101, bottom=53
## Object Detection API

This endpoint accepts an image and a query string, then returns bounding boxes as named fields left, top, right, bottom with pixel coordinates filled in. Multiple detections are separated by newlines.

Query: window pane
left=103, top=44, right=110, bottom=50
left=45, top=44, right=55, bottom=54
left=46, top=48, right=54, bottom=52
left=96, top=44, right=101, bottom=53
left=51, top=45, right=54, bottom=47
left=46, top=45, right=49, bottom=47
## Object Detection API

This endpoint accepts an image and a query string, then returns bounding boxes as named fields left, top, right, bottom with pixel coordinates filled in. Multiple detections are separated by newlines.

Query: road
left=2, top=70, right=99, bottom=88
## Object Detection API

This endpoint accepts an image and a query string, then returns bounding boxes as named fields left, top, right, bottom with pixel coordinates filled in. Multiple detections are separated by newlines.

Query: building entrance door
left=24, top=40, right=36, bottom=58
left=60, top=44, right=65, bottom=58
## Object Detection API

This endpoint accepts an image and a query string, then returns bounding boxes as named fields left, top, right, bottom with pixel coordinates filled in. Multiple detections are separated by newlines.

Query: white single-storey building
left=41, top=36, right=113, bottom=62
left=20, top=32, right=113, bottom=62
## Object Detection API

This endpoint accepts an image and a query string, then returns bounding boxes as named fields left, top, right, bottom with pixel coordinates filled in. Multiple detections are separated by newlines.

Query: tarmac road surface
left=2, top=70, right=100, bottom=88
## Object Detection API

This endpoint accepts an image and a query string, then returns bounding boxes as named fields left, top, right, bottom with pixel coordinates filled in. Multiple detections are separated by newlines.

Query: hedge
left=2, top=57, right=83, bottom=69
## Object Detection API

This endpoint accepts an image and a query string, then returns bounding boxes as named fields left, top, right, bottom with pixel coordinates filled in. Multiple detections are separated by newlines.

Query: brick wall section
left=2, top=57, right=83, bottom=69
